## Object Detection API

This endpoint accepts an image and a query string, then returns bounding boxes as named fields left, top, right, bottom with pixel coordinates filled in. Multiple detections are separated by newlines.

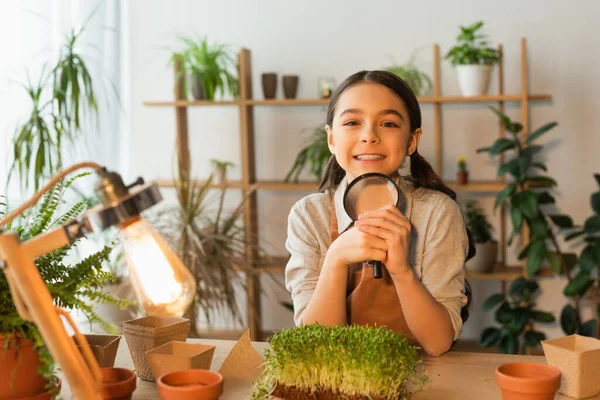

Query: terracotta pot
left=100, top=367, right=136, bottom=400
left=456, top=171, right=469, bottom=185
left=542, top=334, right=600, bottom=398
left=282, top=75, right=299, bottom=99
left=75, top=334, right=121, bottom=368
left=465, top=240, right=498, bottom=273
left=123, top=316, right=190, bottom=381
left=21, top=378, right=62, bottom=400
left=261, top=73, right=277, bottom=99
left=157, top=370, right=223, bottom=400
left=147, top=341, right=216, bottom=381
left=495, top=362, right=560, bottom=400
left=0, top=334, right=48, bottom=398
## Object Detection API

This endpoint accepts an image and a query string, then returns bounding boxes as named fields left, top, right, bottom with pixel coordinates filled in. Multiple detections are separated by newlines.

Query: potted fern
left=465, top=199, right=497, bottom=273
left=445, top=21, right=501, bottom=97
left=0, top=177, right=127, bottom=398
left=172, top=36, right=239, bottom=101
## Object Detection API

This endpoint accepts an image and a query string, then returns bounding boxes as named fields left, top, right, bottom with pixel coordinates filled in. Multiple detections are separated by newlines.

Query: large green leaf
left=525, top=121, right=558, bottom=145
left=563, top=271, right=593, bottom=297
left=512, top=307, right=530, bottom=332
left=585, top=215, right=600, bottom=234
left=511, top=206, right=523, bottom=233
left=526, top=240, right=547, bottom=276
left=495, top=303, right=515, bottom=324
left=525, top=330, right=546, bottom=347
left=527, top=176, right=557, bottom=187
left=531, top=311, right=555, bottom=323
left=579, top=320, right=597, bottom=338
left=518, top=242, right=532, bottom=260
left=565, top=230, right=585, bottom=241
left=549, top=215, right=574, bottom=229
left=579, top=246, right=598, bottom=272
left=520, top=145, right=542, bottom=159
left=495, top=183, right=517, bottom=210
left=530, top=218, right=548, bottom=241
left=520, top=192, right=539, bottom=219
left=560, top=305, right=579, bottom=335
left=490, top=138, right=517, bottom=156
left=531, top=162, right=548, bottom=172
left=591, top=191, right=600, bottom=214
left=594, top=174, right=600, bottom=187
left=483, top=293, right=505, bottom=312
left=497, top=158, right=520, bottom=178
left=509, top=277, right=527, bottom=296
left=489, top=107, right=515, bottom=132
left=479, top=327, right=502, bottom=347
left=499, top=334, right=519, bottom=354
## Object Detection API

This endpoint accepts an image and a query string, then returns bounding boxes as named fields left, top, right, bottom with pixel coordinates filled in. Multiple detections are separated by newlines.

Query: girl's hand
left=328, top=226, right=388, bottom=267
left=355, top=204, right=412, bottom=279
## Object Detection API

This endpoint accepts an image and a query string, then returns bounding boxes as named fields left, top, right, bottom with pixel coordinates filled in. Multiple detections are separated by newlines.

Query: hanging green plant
left=284, top=125, right=330, bottom=183
left=253, top=324, right=426, bottom=400
left=384, top=48, right=433, bottom=96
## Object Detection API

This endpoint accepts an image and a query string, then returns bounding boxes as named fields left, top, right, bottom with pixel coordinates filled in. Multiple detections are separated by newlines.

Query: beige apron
left=329, top=191, right=417, bottom=343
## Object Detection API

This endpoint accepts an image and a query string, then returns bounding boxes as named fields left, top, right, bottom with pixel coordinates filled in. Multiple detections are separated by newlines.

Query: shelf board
left=256, top=256, right=288, bottom=273
left=144, top=94, right=551, bottom=108
left=468, top=264, right=553, bottom=281
left=254, top=181, right=320, bottom=191
left=144, top=100, right=241, bottom=107
left=154, top=179, right=245, bottom=189
left=447, top=181, right=506, bottom=193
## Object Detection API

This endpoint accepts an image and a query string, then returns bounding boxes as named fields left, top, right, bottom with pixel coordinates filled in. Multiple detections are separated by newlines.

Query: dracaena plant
left=480, top=277, right=555, bottom=354
left=478, top=107, right=599, bottom=349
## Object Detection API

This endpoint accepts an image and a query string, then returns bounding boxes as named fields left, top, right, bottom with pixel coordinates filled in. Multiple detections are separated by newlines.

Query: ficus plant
left=477, top=107, right=600, bottom=352
left=480, top=277, right=554, bottom=354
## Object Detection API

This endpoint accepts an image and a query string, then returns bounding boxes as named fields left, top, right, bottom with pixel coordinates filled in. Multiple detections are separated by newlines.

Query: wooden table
left=60, top=339, right=598, bottom=399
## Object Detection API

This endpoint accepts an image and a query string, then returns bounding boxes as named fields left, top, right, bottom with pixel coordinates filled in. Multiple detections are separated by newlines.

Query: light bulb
left=119, top=217, right=196, bottom=317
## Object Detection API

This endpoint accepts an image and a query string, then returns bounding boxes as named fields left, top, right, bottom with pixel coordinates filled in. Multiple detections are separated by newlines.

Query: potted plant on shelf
left=445, top=21, right=501, bottom=97
left=456, top=155, right=469, bottom=184
left=465, top=200, right=497, bottom=273
left=252, top=324, right=427, bottom=399
left=171, top=36, right=239, bottom=101
left=285, top=124, right=330, bottom=183
left=0, top=176, right=127, bottom=399
left=210, top=159, right=234, bottom=184
left=384, top=47, right=433, bottom=96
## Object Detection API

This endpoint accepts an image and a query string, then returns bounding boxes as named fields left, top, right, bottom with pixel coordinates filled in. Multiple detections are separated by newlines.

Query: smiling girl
left=284, top=70, right=475, bottom=356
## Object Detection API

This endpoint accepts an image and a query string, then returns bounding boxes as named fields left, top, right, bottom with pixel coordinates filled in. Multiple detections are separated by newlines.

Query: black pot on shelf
left=191, top=73, right=205, bottom=100
left=283, top=75, right=299, bottom=99
left=262, top=73, right=277, bottom=99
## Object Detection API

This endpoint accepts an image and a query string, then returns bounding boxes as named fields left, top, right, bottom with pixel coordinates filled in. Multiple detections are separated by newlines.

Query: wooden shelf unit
left=144, top=38, right=552, bottom=340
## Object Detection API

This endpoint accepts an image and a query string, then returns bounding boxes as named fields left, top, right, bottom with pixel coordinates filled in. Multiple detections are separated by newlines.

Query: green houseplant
left=285, top=124, right=330, bottom=183
left=172, top=36, right=239, bottom=101
left=151, top=162, right=266, bottom=337
left=210, top=159, right=234, bottom=184
left=0, top=175, right=127, bottom=397
left=252, top=324, right=426, bottom=399
left=445, top=21, right=501, bottom=97
left=384, top=48, right=433, bottom=96
left=477, top=107, right=600, bottom=350
left=9, top=20, right=110, bottom=192
left=465, top=199, right=497, bottom=273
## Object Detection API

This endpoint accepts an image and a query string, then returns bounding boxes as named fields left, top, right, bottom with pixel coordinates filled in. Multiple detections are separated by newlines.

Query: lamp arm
left=0, top=162, right=103, bottom=229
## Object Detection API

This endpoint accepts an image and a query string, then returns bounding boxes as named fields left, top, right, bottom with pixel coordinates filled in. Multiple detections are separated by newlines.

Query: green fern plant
left=0, top=174, right=128, bottom=384
left=285, top=125, right=330, bottom=183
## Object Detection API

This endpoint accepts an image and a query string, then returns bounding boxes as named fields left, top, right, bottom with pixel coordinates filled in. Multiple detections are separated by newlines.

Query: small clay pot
left=75, top=334, right=121, bottom=368
left=157, top=370, right=223, bottom=400
left=261, top=73, right=277, bottom=99
left=21, top=378, right=62, bottom=400
left=0, top=334, right=48, bottom=398
left=542, top=334, right=600, bottom=398
left=495, top=362, right=560, bottom=400
left=123, top=316, right=190, bottom=381
left=147, top=341, right=216, bottom=381
left=456, top=171, right=469, bottom=185
left=282, top=75, right=299, bottom=99
left=100, top=368, right=136, bottom=400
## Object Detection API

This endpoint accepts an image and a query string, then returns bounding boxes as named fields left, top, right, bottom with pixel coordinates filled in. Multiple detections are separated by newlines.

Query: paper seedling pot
left=122, top=316, right=189, bottom=381
left=75, top=334, right=121, bottom=368
left=542, top=334, right=600, bottom=399
left=147, top=341, right=216, bottom=381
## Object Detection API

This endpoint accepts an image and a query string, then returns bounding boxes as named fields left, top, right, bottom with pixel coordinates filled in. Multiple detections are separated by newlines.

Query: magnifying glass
left=343, top=173, right=401, bottom=279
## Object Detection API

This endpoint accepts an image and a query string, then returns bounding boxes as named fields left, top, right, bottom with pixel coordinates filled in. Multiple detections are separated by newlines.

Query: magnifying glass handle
left=372, top=261, right=383, bottom=279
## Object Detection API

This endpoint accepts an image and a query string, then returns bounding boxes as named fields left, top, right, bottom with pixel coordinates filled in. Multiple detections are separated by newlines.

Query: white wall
left=122, top=0, right=600, bottom=338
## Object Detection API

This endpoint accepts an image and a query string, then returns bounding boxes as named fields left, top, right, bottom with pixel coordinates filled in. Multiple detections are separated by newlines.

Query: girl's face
left=326, top=82, right=422, bottom=182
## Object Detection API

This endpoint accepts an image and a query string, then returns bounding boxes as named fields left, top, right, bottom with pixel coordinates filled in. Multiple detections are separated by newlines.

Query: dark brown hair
left=320, top=70, right=475, bottom=324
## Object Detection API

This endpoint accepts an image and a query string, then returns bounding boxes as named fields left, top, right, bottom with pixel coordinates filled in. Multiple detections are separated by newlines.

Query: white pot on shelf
left=455, top=64, right=493, bottom=97
left=466, top=240, right=498, bottom=273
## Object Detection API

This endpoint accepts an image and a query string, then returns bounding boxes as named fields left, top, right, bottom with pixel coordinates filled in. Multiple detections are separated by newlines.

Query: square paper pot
left=542, top=334, right=600, bottom=398
left=123, top=316, right=190, bottom=381
left=147, top=340, right=216, bottom=381
left=75, top=334, right=121, bottom=368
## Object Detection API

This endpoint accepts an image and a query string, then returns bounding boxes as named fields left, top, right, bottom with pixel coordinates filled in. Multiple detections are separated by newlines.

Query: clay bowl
left=495, top=362, right=560, bottom=400
left=157, top=369, right=223, bottom=400
left=100, top=368, right=137, bottom=400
